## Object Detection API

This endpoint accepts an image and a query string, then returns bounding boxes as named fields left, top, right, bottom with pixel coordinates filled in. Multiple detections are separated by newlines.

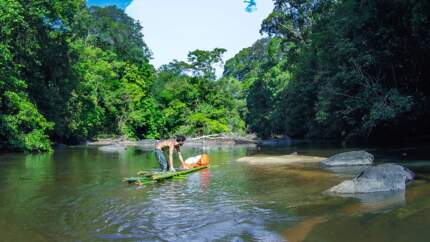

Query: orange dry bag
left=198, top=153, right=210, bottom=166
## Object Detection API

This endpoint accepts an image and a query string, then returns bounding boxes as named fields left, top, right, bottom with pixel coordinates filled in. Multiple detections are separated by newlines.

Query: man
left=155, top=135, right=186, bottom=172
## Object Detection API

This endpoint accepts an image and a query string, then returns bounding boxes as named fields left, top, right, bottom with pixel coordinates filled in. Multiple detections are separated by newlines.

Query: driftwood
left=186, top=133, right=258, bottom=145
left=188, top=134, right=225, bottom=140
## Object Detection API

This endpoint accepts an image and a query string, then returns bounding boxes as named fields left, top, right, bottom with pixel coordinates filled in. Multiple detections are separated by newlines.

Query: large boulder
left=321, top=151, right=374, bottom=167
left=327, top=163, right=415, bottom=193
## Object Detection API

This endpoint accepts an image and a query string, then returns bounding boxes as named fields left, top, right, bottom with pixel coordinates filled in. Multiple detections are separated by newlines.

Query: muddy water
left=0, top=144, right=429, bottom=241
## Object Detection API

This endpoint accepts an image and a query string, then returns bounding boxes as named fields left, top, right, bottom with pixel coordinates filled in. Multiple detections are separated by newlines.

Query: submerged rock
left=327, top=164, right=415, bottom=193
left=334, top=190, right=406, bottom=205
left=322, top=165, right=371, bottom=176
left=321, top=151, right=374, bottom=167
left=237, top=154, right=326, bottom=164
left=327, top=190, right=406, bottom=215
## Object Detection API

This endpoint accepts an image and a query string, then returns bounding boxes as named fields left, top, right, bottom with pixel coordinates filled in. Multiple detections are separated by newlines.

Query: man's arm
left=168, top=144, right=175, bottom=172
left=177, top=147, right=186, bottom=168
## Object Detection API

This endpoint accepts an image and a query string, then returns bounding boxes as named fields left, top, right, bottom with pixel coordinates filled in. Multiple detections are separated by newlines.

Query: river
left=0, top=143, right=429, bottom=241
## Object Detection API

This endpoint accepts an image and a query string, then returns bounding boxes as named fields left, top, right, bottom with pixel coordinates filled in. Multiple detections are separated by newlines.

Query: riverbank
left=86, top=134, right=278, bottom=150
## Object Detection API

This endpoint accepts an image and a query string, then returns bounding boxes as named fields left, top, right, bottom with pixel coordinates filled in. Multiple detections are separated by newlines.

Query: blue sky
left=87, top=0, right=133, bottom=9
left=88, top=0, right=274, bottom=68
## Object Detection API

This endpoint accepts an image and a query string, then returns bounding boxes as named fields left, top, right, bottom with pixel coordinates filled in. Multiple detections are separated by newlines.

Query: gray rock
left=323, top=165, right=371, bottom=176
left=236, top=154, right=326, bottom=164
left=327, top=163, right=415, bottom=193
left=98, top=144, right=127, bottom=152
left=321, top=150, right=374, bottom=167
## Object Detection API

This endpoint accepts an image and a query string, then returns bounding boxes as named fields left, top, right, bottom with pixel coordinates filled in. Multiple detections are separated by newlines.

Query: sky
left=87, top=0, right=133, bottom=9
left=88, top=0, right=274, bottom=68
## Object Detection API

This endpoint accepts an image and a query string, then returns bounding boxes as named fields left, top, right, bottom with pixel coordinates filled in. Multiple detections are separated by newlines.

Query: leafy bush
left=0, top=91, right=53, bottom=152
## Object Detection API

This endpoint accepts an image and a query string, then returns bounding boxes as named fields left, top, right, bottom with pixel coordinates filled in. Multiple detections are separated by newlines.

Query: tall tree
left=87, top=6, right=152, bottom=63
left=0, top=0, right=83, bottom=151
left=224, top=38, right=290, bottom=137
left=155, top=48, right=245, bottom=136
left=256, top=0, right=430, bottom=142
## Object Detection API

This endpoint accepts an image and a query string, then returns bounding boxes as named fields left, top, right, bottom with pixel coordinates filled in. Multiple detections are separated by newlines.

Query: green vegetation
left=155, top=48, right=245, bottom=136
left=1, top=0, right=430, bottom=152
left=224, top=37, right=290, bottom=138
left=0, top=1, right=244, bottom=152
left=226, top=0, right=430, bottom=143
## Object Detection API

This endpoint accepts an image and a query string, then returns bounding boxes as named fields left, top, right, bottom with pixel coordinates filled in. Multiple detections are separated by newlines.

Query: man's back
left=154, top=136, right=186, bottom=172
left=155, top=139, right=176, bottom=150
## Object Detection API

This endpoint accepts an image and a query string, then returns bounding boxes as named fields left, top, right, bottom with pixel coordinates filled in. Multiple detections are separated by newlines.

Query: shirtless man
left=154, top=135, right=186, bottom=172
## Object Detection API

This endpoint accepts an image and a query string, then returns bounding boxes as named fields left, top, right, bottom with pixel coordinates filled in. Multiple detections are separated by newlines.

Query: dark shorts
left=155, top=149, right=168, bottom=171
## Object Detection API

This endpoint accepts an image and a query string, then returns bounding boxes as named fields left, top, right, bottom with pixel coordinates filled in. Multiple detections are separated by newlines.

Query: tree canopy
left=227, top=0, right=430, bottom=142
left=2, top=0, right=430, bottom=152
left=0, top=2, right=245, bottom=152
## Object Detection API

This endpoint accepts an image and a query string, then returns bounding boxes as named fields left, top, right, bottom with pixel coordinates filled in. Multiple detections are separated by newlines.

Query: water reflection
left=321, top=165, right=370, bottom=177
left=0, top=146, right=429, bottom=242
left=95, top=171, right=284, bottom=241
left=336, top=191, right=406, bottom=214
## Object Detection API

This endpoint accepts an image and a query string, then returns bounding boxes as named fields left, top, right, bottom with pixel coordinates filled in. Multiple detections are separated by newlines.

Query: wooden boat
left=124, top=165, right=209, bottom=185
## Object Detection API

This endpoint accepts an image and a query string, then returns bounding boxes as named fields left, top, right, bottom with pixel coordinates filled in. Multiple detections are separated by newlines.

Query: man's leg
left=155, top=149, right=168, bottom=172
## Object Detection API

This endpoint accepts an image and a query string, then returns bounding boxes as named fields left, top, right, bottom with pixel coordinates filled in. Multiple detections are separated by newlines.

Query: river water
left=0, top=144, right=429, bottom=242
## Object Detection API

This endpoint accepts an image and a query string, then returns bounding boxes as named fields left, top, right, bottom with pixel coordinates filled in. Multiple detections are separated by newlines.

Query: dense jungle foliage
left=0, top=1, right=243, bottom=152
left=225, top=0, right=430, bottom=142
left=1, top=0, right=429, bottom=152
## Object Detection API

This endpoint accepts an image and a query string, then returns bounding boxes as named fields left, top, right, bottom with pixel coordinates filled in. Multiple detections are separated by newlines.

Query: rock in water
left=327, top=164, right=415, bottom=193
left=98, top=144, right=127, bottom=152
left=322, top=165, right=370, bottom=176
left=237, top=154, right=326, bottom=164
left=321, top=151, right=374, bottom=167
